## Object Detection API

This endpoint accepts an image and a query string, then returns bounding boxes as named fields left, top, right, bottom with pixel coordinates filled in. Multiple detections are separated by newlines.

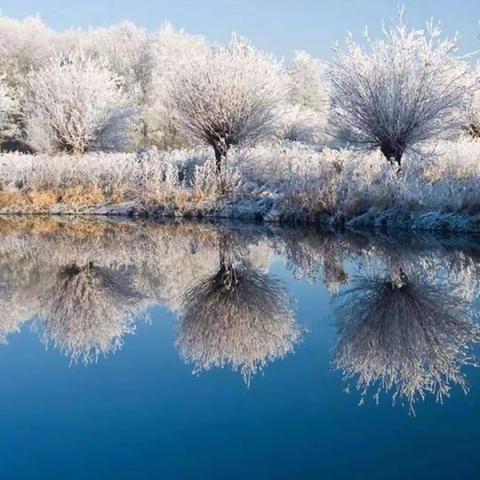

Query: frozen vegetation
left=0, top=13, right=479, bottom=231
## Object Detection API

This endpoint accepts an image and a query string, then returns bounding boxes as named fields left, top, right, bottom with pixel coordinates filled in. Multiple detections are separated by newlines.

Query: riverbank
left=1, top=140, right=480, bottom=232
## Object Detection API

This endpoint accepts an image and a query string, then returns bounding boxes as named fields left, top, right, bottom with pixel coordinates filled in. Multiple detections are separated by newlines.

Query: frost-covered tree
left=281, top=50, right=330, bottom=143
left=148, top=23, right=207, bottom=149
left=0, top=15, right=54, bottom=90
left=0, top=15, right=54, bottom=149
left=330, top=17, right=471, bottom=167
left=59, top=22, right=154, bottom=148
left=169, top=34, right=286, bottom=173
left=23, top=53, right=137, bottom=154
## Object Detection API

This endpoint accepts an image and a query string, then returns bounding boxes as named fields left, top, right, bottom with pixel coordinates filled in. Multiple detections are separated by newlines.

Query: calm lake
left=0, top=217, right=479, bottom=479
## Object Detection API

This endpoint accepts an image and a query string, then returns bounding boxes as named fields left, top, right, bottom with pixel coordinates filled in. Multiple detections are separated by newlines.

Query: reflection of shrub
left=334, top=269, right=480, bottom=412
left=177, top=258, right=300, bottom=383
left=39, top=262, right=143, bottom=363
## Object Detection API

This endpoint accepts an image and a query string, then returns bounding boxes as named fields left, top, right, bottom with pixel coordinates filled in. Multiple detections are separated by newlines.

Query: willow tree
left=330, top=17, right=470, bottom=168
left=169, top=34, right=286, bottom=174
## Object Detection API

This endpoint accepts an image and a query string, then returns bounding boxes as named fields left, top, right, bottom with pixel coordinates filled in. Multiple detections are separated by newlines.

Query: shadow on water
left=1, top=216, right=480, bottom=412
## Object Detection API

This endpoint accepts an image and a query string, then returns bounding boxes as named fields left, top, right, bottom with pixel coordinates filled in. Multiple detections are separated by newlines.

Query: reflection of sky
left=0, top=259, right=479, bottom=479
left=1, top=0, right=479, bottom=59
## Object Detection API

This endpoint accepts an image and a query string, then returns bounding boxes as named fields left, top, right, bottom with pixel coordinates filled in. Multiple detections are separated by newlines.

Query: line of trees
left=0, top=13, right=478, bottom=172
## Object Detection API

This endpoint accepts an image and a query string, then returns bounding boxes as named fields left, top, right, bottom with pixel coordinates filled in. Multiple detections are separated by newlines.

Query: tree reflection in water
left=38, top=261, right=144, bottom=364
left=0, top=217, right=479, bottom=406
left=333, top=266, right=480, bottom=413
left=177, top=237, right=301, bottom=384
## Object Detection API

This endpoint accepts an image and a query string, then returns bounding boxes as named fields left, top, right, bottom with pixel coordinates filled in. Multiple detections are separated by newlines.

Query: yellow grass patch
left=28, top=190, right=58, bottom=209
left=60, top=186, right=105, bottom=207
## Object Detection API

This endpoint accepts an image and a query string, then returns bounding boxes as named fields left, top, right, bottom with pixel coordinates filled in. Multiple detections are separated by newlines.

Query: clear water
left=0, top=218, right=479, bottom=479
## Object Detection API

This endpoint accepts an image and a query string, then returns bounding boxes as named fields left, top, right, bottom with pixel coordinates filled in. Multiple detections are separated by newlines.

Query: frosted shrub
left=277, top=105, right=327, bottom=144
left=193, top=159, right=242, bottom=198
left=23, top=53, right=137, bottom=154
left=239, top=143, right=398, bottom=219
left=330, top=16, right=471, bottom=167
left=60, top=22, right=155, bottom=148
left=169, top=34, right=286, bottom=173
left=281, top=50, right=329, bottom=144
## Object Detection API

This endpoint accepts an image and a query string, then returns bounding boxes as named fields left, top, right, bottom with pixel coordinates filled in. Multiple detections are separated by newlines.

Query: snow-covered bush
left=168, top=34, right=287, bottom=173
left=330, top=16, right=471, bottom=167
left=277, top=105, right=327, bottom=144
left=280, top=51, right=329, bottom=144
left=59, top=22, right=154, bottom=148
left=23, top=53, right=137, bottom=154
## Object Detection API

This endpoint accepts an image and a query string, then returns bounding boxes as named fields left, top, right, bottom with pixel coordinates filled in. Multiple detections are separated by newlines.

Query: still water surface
left=0, top=218, right=479, bottom=479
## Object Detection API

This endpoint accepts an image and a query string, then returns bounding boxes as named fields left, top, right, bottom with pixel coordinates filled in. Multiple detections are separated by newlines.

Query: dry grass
left=59, top=186, right=105, bottom=207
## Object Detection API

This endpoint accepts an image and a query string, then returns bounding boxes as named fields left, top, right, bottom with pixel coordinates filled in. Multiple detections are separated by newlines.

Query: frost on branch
left=169, top=34, right=286, bottom=173
left=148, top=23, right=207, bottom=149
left=59, top=22, right=155, bottom=148
left=329, top=16, right=471, bottom=167
left=23, top=53, right=137, bottom=154
left=0, top=15, right=54, bottom=149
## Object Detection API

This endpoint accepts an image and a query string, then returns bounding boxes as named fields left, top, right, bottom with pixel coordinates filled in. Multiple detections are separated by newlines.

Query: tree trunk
left=213, top=144, right=229, bottom=194
left=394, top=150, right=403, bottom=175
left=214, top=146, right=224, bottom=174
left=380, top=144, right=403, bottom=174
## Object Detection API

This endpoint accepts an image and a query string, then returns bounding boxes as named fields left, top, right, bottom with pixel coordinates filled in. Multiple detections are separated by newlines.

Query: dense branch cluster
left=334, top=269, right=480, bottom=412
left=329, top=19, right=472, bottom=167
left=23, top=54, right=137, bottom=154
left=168, top=35, right=286, bottom=172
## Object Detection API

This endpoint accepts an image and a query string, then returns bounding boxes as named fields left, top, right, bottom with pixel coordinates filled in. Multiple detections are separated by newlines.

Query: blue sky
left=1, top=0, right=479, bottom=59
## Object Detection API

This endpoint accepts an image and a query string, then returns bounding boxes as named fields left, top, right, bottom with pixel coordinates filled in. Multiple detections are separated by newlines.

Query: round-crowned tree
left=23, top=53, right=137, bottom=154
left=168, top=34, right=286, bottom=174
left=329, top=17, right=471, bottom=168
